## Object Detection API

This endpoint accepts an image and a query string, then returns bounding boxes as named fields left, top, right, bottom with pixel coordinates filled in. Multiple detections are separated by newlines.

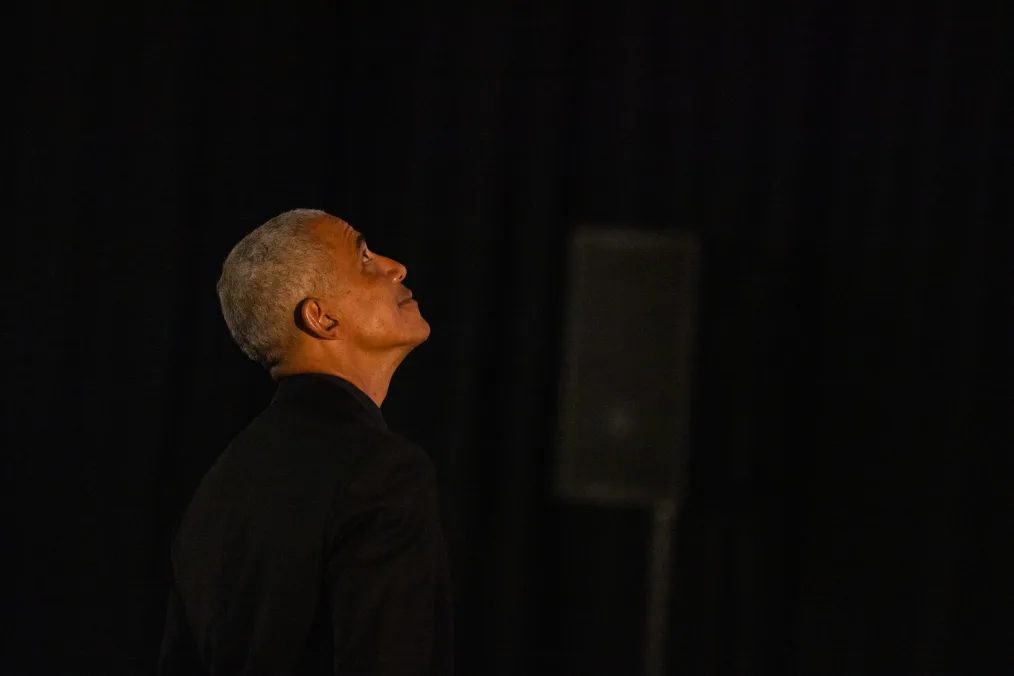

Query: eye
left=361, top=248, right=371, bottom=263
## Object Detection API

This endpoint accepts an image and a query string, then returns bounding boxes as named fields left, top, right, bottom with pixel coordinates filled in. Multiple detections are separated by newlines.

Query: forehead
left=309, top=216, right=362, bottom=250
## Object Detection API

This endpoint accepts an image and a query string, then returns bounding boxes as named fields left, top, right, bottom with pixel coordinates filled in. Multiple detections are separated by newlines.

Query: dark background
left=8, top=2, right=1012, bottom=674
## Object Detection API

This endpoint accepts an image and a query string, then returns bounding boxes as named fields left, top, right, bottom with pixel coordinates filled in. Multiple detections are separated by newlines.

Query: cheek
left=354, top=294, right=398, bottom=331
left=341, top=286, right=405, bottom=338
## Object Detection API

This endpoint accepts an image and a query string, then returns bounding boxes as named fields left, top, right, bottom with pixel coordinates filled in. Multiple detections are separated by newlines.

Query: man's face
left=312, top=216, right=431, bottom=352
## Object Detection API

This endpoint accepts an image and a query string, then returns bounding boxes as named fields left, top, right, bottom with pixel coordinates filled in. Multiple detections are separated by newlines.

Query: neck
left=272, top=346, right=411, bottom=407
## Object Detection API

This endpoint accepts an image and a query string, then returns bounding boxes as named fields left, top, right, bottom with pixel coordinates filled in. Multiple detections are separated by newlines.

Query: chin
left=410, top=317, right=432, bottom=344
left=390, top=317, right=430, bottom=349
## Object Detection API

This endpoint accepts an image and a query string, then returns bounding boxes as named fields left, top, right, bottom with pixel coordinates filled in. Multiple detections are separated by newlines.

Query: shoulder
left=348, top=431, right=436, bottom=497
left=333, top=430, right=437, bottom=523
left=323, top=431, right=440, bottom=545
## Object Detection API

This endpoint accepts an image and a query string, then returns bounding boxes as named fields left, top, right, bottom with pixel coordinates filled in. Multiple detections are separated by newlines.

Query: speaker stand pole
left=645, top=497, right=677, bottom=676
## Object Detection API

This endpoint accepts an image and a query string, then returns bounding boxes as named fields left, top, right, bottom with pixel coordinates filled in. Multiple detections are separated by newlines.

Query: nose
left=388, top=257, right=408, bottom=284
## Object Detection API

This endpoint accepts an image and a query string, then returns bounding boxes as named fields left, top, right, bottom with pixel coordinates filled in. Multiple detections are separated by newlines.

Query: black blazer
left=158, top=373, right=453, bottom=675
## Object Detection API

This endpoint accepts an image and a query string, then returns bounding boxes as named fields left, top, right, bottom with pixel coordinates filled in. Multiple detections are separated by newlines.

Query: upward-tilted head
left=216, top=209, right=429, bottom=380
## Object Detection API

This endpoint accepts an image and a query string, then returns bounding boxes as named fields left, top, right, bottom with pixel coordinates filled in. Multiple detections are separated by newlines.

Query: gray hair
left=216, top=208, right=339, bottom=369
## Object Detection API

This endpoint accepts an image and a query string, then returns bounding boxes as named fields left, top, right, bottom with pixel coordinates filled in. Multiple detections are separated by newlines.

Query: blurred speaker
left=555, top=226, right=701, bottom=504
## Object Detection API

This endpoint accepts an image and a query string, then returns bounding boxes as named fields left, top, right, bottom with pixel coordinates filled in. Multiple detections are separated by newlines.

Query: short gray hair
left=216, top=208, right=338, bottom=369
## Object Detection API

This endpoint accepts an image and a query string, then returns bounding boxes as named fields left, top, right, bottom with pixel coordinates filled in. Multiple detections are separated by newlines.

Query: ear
left=297, top=297, right=341, bottom=340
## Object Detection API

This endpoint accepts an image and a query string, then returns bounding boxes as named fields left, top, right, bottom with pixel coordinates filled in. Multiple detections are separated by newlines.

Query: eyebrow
left=354, top=233, right=366, bottom=251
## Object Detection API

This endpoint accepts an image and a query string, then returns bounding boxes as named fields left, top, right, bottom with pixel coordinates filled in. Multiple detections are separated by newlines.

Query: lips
left=398, top=291, right=415, bottom=306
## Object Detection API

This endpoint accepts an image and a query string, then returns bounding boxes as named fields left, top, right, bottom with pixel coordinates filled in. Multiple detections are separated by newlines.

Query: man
left=158, top=209, right=452, bottom=675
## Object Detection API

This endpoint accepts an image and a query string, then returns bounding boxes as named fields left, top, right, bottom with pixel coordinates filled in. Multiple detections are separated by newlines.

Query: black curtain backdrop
left=9, top=2, right=1012, bottom=674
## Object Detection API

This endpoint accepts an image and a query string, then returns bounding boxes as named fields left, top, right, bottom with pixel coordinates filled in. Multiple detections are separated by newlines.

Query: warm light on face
left=322, top=220, right=430, bottom=352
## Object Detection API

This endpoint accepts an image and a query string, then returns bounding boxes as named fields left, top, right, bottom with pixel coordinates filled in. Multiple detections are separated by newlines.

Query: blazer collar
left=271, top=373, right=389, bottom=431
